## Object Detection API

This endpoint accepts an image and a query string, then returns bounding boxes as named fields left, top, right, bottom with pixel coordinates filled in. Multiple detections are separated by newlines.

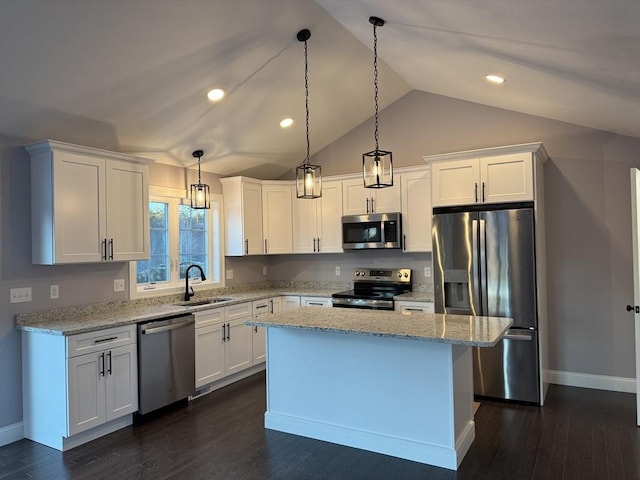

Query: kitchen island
left=247, top=307, right=512, bottom=471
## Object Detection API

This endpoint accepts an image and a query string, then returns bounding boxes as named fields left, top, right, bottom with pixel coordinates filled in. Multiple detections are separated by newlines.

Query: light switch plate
left=226, top=269, right=233, bottom=280
left=114, top=279, right=125, bottom=292
left=263, top=266, right=267, bottom=276
left=10, top=287, right=32, bottom=303
left=335, top=266, right=341, bottom=276
left=50, top=285, right=59, bottom=299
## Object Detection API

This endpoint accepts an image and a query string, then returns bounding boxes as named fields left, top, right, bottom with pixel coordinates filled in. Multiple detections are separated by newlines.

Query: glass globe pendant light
left=363, top=16, right=393, bottom=189
left=295, top=28, right=322, bottom=199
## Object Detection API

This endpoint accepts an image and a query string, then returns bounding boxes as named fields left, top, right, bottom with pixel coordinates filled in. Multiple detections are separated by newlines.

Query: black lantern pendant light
left=190, top=149, right=210, bottom=209
left=296, top=28, right=322, bottom=199
left=363, top=16, right=393, bottom=189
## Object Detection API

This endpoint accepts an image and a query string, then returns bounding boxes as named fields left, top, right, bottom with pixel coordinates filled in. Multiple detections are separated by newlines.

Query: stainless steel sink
left=175, top=297, right=233, bottom=307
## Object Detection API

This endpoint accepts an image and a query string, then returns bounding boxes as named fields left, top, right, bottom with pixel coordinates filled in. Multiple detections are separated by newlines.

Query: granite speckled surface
left=246, top=307, right=512, bottom=347
left=16, top=284, right=343, bottom=336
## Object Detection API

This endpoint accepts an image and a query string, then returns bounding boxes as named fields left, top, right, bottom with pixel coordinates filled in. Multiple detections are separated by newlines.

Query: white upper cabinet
left=400, top=168, right=432, bottom=252
left=26, top=140, right=150, bottom=264
left=293, top=179, right=343, bottom=253
left=262, top=182, right=293, bottom=254
left=428, top=145, right=545, bottom=208
left=220, top=177, right=263, bottom=256
left=342, top=177, right=401, bottom=215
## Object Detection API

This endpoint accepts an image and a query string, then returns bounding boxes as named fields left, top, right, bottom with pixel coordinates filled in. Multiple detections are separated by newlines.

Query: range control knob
left=397, top=272, right=403, bottom=278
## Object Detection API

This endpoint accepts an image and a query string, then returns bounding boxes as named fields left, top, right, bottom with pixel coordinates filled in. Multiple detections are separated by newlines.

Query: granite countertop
left=16, top=287, right=339, bottom=336
left=246, top=307, right=512, bottom=347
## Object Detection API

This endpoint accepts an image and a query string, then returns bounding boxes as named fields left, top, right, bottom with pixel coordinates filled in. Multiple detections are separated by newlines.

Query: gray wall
left=1, top=89, right=639, bottom=434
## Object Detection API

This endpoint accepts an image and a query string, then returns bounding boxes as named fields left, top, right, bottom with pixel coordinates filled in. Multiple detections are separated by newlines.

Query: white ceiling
left=1, top=1, right=638, bottom=178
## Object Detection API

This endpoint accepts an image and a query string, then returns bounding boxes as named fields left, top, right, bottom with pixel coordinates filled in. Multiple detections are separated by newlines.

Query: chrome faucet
left=184, top=264, right=206, bottom=301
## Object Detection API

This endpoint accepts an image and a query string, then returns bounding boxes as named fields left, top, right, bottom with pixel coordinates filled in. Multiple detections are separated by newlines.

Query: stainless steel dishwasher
left=137, top=314, right=195, bottom=415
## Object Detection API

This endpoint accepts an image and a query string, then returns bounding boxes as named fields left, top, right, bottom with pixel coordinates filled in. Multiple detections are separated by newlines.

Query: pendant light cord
left=373, top=22, right=380, bottom=153
left=304, top=38, right=310, bottom=166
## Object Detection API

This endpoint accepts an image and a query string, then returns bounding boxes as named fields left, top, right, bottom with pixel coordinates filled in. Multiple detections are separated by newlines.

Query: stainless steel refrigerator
left=432, top=203, right=540, bottom=404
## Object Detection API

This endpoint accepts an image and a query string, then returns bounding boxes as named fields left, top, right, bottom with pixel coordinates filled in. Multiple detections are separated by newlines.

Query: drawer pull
left=94, top=336, right=118, bottom=344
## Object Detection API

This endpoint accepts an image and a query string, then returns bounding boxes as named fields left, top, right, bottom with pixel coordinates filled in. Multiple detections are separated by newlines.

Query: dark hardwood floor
left=1, top=372, right=638, bottom=480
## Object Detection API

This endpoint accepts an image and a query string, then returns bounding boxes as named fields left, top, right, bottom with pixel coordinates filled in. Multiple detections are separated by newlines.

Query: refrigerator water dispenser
left=443, top=269, right=471, bottom=311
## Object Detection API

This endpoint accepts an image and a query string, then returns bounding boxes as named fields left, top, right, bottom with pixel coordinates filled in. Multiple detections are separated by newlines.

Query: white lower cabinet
left=195, top=308, right=225, bottom=388
left=300, top=296, right=332, bottom=307
left=194, top=302, right=255, bottom=390
left=225, top=303, right=254, bottom=375
left=251, top=297, right=285, bottom=364
left=281, top=295, right=301, bottom=311
left=22, top=325, right=138, bottom=451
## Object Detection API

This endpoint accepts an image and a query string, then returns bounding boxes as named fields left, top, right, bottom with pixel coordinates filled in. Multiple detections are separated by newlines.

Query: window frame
left=129, top=186, right=224, bottom=298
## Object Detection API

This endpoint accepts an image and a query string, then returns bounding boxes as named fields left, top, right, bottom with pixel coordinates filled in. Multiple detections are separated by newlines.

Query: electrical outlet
left=424, top=267, right=431, bottom=277
left=113, top=279, right=125, bottom=292
left=10, top=287, right=32, bottom=303
left=50, top=285, right=59, bottom=299
left=263, top=266, right=267, bottom=276
left=226, top=269, right=234, bottom=280
left=335, top=266, right=341, bottom=276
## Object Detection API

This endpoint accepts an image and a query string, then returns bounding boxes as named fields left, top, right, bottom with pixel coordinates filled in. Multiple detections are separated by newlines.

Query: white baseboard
left=547, top=370, right=636, bottom=393
left=0, top=422, right=24, bottom=447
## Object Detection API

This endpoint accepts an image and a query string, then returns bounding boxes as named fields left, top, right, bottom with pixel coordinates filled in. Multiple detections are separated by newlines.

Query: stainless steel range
left=332, top=268, right=412, bottom=310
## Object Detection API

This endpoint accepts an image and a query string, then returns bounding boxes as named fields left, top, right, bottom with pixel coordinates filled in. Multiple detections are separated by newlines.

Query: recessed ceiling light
left=207, top=88, right=225, bottom=101
left=485, top=74, right=506, bottom=84
left=280, top=118, right=294, bottom=128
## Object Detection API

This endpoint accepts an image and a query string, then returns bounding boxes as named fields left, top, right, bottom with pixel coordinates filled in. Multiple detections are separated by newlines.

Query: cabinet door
left=106, top=160, right=149, bottom=261
left=293, top=195, right=319, bottom=253
left=342, top=177, right=400, bottom=214
left=105, top=344, right=138, bottom=421
left=195, top=322, right=225, bottom=388
left=480, top=153, right=534, bottom=203
left=431, top=159, right=479, bottom=207
left=251, top=323, right=266, bottom=364
left=342, top=177, right=369, bottom=215
left=401, top=170, right=432, bottom=252
left=67, top=352, right=106, bottom=436
left=372, top=182, right=401, bottom=213
left=281, top=296, right=301, bottom=311
left=262, top=184, right=293, bottom=254
left=225, top=318, right=253, bottom=375
left=52, top=152, right=106, bottom=263
left=318, top=180, right=343, bottom=253
left=243, top=182, right=263, bottom=255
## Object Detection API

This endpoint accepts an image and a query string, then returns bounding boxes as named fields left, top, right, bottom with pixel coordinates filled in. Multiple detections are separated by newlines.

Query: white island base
left=264, top=327, right=475, bottom=470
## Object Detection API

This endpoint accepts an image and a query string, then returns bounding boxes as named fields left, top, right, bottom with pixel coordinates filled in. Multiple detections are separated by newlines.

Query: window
left=130, top=187, right=223, bottom=296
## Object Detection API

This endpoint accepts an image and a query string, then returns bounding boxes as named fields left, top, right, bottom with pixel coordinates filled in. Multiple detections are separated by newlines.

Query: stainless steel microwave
left=341, top=212, right=402, bottom=250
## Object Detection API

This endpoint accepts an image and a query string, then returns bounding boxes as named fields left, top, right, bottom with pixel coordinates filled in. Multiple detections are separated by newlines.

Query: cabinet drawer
left=252, top=299, right=269, bottom=316
left=226, top=302, right=252, bottom=320
left=394, top=301, right=435, bottom=313
left=300, top=296, right=332, bottom=307
left=194, top=307, right=225, bottom=327
left=67, top=325, right=136, bottom=358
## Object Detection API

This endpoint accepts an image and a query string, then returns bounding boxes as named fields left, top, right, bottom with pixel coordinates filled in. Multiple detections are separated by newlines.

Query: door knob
left=627, top=305, right=640, bottom=313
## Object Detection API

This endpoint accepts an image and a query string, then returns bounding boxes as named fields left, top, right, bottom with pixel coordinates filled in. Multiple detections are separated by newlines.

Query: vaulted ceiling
left=1, top=1, right=638, bottom=179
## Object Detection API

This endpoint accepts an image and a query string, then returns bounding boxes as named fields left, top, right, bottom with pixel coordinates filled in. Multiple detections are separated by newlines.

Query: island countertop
left=246, top=307, right=512, bottom=347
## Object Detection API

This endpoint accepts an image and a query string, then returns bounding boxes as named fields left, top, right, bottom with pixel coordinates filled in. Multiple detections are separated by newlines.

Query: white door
left=630, top=168, right=640, bottom=426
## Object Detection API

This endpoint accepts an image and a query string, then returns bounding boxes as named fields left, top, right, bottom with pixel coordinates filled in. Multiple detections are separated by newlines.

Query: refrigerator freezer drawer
left=473, top=329, right=539, bottom=404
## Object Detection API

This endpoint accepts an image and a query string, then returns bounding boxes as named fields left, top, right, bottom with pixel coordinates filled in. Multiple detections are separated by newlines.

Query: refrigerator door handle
left=479, top=218, right=488, bottom=314
left=471, top=219, right=481, bottom=315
